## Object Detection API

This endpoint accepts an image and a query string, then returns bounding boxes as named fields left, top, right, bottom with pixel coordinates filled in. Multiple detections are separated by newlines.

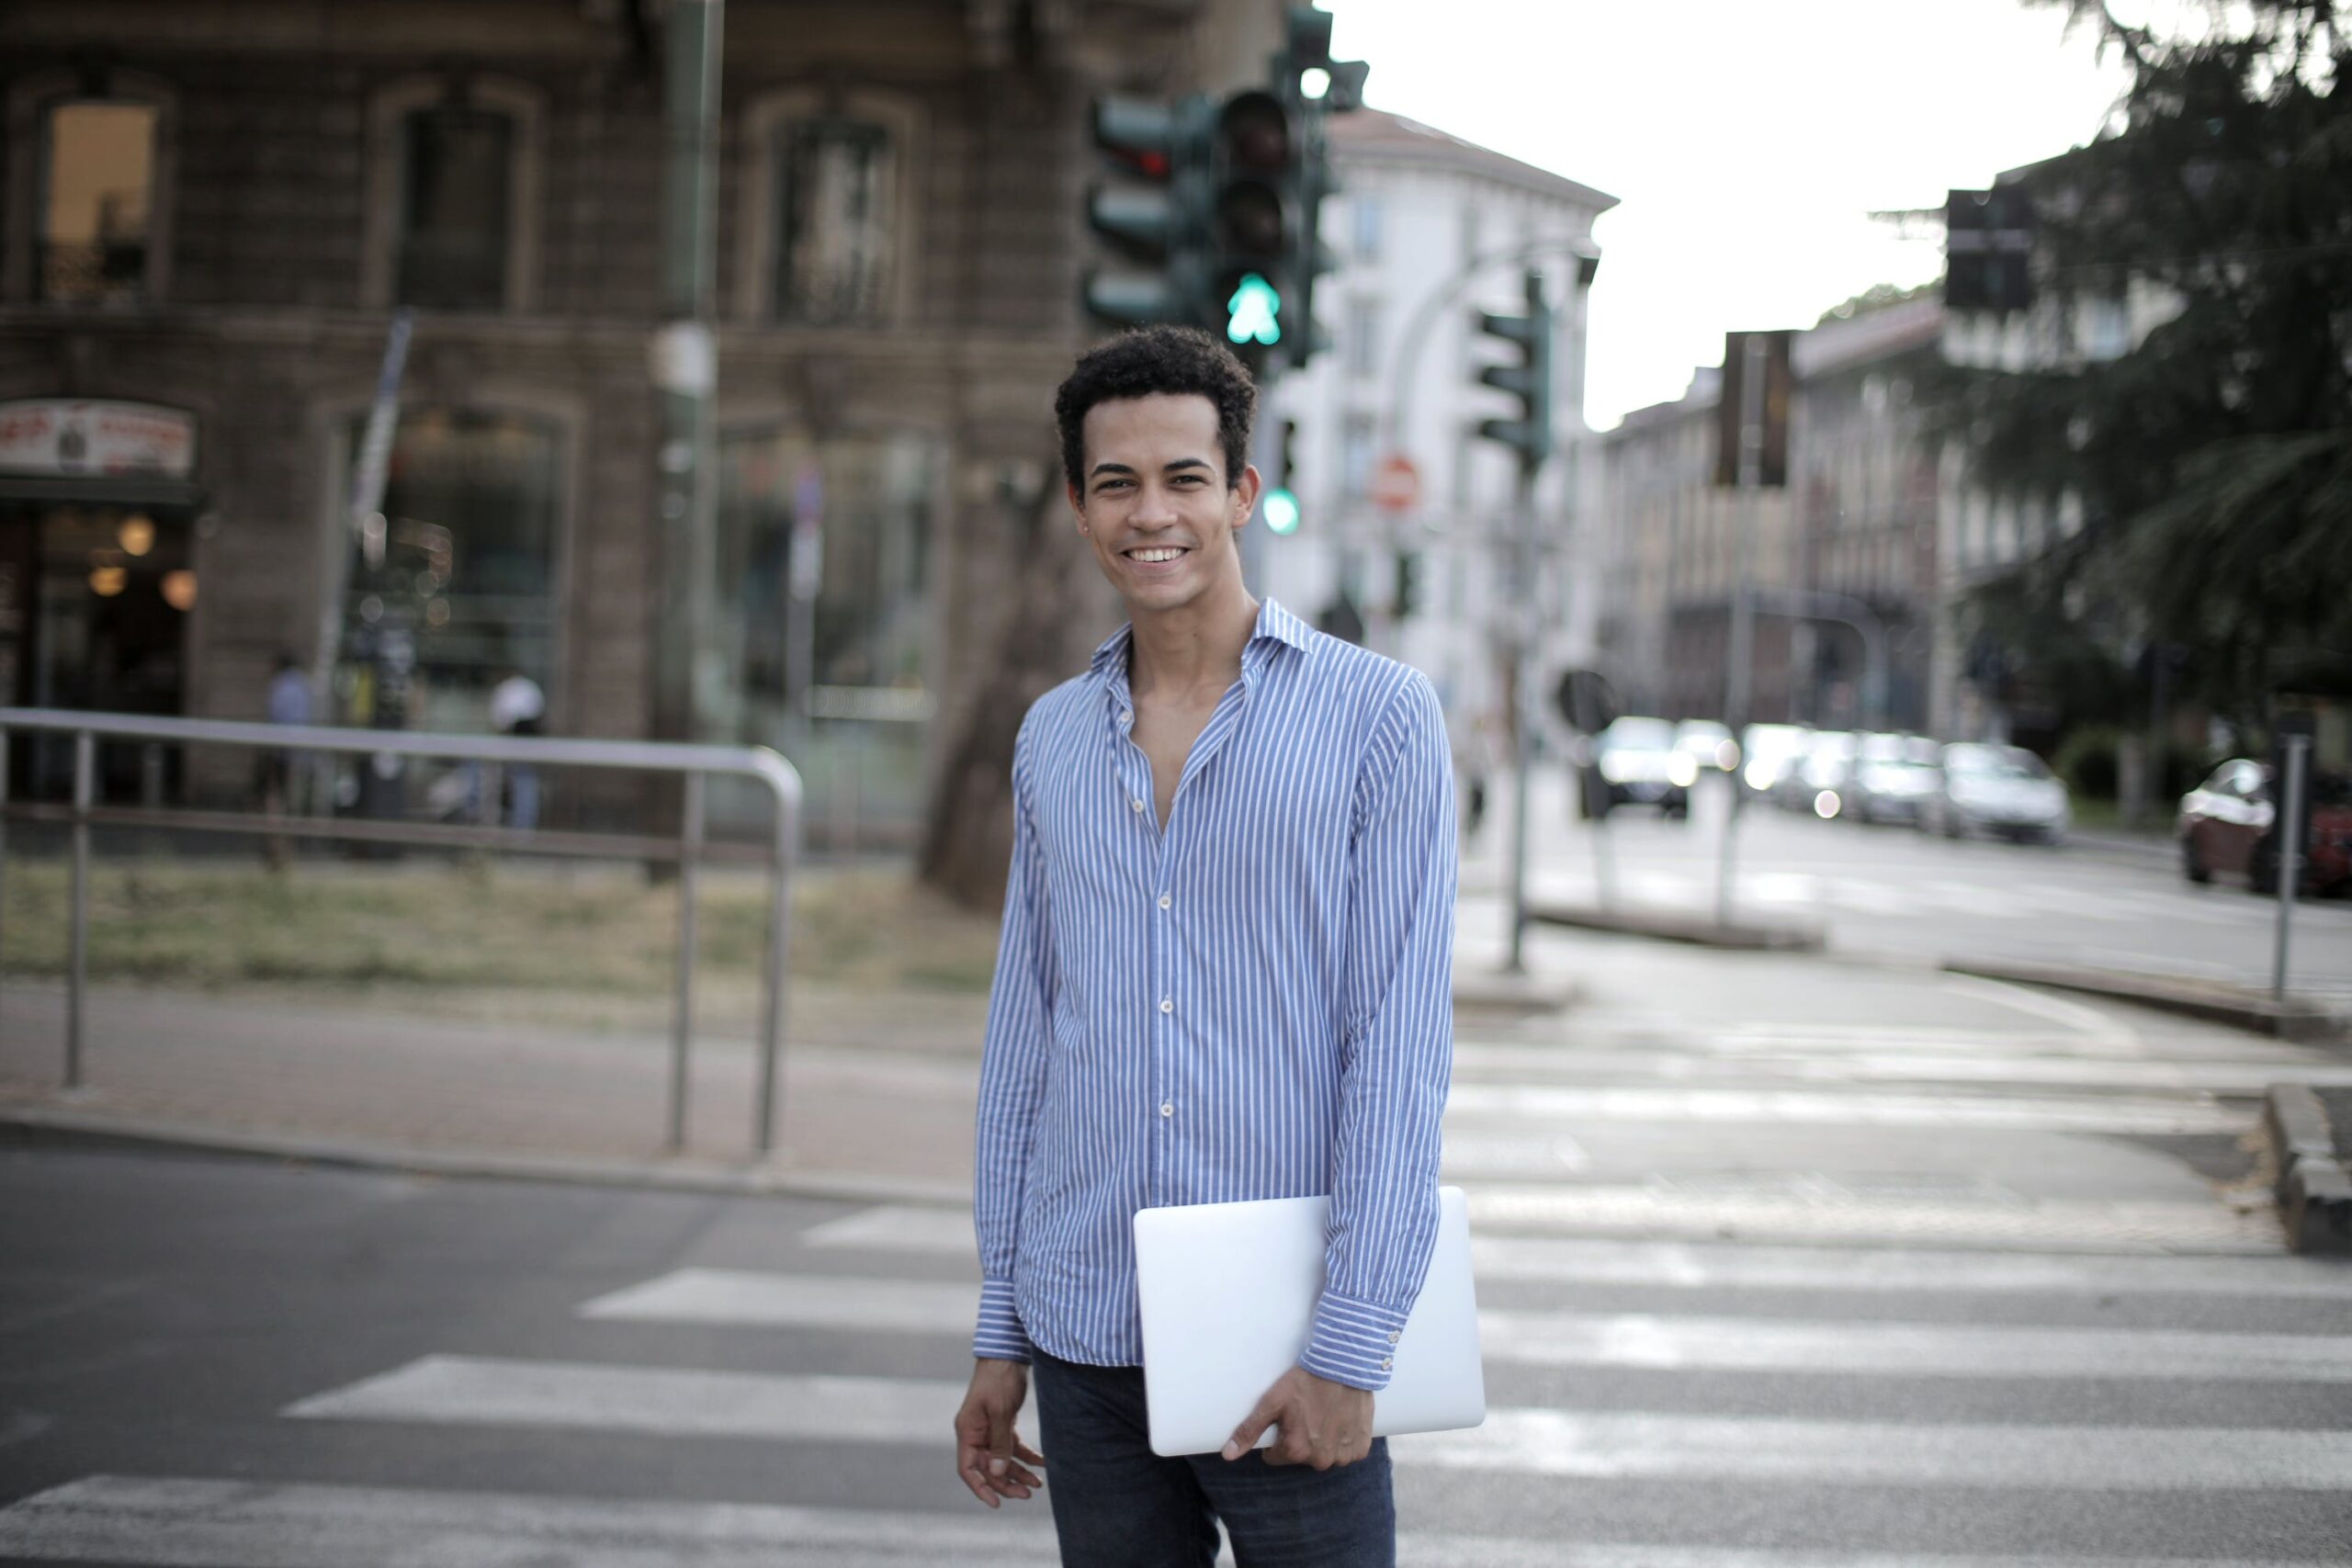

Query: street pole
left=652, top=0, right=723, bottom=752
left=2273, top=733, right=2309, bottom=999
left=1506, top=455, right=1537, bottom=974
left=1714, top=333, right=1765, bottom=928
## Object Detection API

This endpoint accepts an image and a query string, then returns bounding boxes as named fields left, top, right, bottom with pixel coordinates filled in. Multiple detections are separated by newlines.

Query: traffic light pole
left=1506, top=456, right=1539, bottom=974
left=1715, top=332, right=1766, bottom=928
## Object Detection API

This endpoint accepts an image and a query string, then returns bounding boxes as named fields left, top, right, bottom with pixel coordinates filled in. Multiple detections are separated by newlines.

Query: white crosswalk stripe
left=6, top=1477, right=2342, bottom=1568
left=580, top=1267, right=2352, bottom=1383
left=803, top=1202, right=2351, bottom=1296
left=281, top=1357, right=2352, bottom=1494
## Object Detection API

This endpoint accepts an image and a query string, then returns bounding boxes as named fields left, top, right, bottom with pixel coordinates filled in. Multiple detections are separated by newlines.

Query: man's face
left=1070, top=392, right=1259, bottom=615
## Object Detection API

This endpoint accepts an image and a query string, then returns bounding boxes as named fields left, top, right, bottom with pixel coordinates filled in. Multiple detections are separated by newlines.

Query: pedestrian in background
left=479, top=665, right=545, bottom=830
left=953, top=326, right=1457, bottom=1567
left=258, top=651, right=311, bottom=866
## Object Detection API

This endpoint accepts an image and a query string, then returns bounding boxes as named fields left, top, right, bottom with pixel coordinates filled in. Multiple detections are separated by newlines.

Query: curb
left=2260, top=1084, right=2352, bottom=1256
left=1525, top=901, right=1826, bottom=953
left=1940, top=958, right=2349, bottom=1045
left=0, top=1105, right=970, bottom=1208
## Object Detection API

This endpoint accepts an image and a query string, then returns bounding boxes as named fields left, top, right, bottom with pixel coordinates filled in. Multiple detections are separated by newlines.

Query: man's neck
left=1127, top=580, right=1261, bottom=703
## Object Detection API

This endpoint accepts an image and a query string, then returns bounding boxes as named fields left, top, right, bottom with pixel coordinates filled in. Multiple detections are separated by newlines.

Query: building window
left=397, top=107, right=514, bottom=310
left=39, top=100, right=157, bottom=303
left=1351, top=197, right=1383, bottom=264
left=335, top=409, right=562, bottom=728
left=1340, top=417, right=1374, bottom=501
left=773, top=118, right=897, bottom=325
left=1344, top=297, right=1381, bottom=378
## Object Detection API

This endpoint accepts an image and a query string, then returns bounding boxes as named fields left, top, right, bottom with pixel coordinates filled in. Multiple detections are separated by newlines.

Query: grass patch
left=0, top=857, right=1001, bottom=998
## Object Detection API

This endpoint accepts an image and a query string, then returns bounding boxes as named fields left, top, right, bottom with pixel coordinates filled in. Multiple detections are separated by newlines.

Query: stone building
left=1594, top=296, right=1946, bottom=734
left=0, top=0, right=1277, bottom=849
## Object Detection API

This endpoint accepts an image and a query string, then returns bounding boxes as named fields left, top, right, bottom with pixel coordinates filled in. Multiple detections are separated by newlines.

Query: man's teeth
left=1130, top=547, right=1184, bottom=563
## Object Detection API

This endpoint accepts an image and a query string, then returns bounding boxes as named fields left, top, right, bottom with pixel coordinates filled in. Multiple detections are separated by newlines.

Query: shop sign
left=0, top=399, right=198, bottom=480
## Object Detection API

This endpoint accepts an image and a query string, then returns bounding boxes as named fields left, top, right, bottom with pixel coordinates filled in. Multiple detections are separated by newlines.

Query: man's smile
left=1125, top=545, right=1191, bottom=563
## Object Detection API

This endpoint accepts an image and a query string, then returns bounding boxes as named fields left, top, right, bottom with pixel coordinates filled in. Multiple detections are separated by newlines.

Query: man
left=485, top=664, right=546, bottom=829
left=953, top=326, right=1456, bottom=1566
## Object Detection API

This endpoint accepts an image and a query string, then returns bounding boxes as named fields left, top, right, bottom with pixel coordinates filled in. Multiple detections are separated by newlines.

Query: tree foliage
left=1959, top=0, right=2350, bottom=726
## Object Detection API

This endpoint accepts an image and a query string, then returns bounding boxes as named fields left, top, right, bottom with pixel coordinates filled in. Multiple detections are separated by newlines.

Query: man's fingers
left=957, top=1457, right=1001, bottom=1509
left=1223, top=1393, right=1285, bottom=1461
left=1014, top=1438, right=1046, bottom=1468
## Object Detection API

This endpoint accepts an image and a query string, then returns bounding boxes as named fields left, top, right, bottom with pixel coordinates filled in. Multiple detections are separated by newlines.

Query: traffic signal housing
left=1081, top=95, right=1214, bottom=329
left=1945, top=185, right=2034, bottom=313
left=1208, top=89, right=1293, bottom=355
left=1472, top=269, right=1555, bottom=470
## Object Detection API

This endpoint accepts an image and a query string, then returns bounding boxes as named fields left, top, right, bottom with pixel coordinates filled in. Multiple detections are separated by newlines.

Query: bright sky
left=1323, top=0, right=2133, bottom=429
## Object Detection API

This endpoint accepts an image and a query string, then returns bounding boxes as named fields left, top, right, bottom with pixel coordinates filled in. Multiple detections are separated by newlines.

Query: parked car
left=1597, top=716, right=1696, bottom=818
left=2177, top=759, right=2352, bottom=894
left=1738, top=723, right=1812, bottom=800
left=1848, top=733, right=1944, bottom=825
left=1778, top=729, right=1858, bottom=815
left=1928, top=743, right=2070, bottom=843
left=1675, top=718, right=1740, bottom=776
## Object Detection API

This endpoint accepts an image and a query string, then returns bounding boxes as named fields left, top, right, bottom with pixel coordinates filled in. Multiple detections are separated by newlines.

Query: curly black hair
left=1055, top=325, right=1258, bottom=493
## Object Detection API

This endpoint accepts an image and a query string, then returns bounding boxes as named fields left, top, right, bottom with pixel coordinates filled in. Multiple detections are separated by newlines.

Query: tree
left=1958, top=0, right=2351, bottom=729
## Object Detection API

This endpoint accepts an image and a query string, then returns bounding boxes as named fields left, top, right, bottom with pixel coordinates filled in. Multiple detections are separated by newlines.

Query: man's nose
left=1130, top=484, right=1181, bottom=525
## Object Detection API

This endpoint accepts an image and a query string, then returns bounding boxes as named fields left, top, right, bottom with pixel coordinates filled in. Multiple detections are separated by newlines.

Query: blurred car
left=2177, top=759, right=2352, bottom=894
left=1848, top=733, right=1945, bottom=826
left=1778, top=729, right=1858, bottom=816
left=1674, top=719, right=1739, bottom=776
left=1737, top=723, right=1812, bottom=799
left=1597, top=716, right=1696, bottom=818
left=1928, top=743, right=2070, bottom=843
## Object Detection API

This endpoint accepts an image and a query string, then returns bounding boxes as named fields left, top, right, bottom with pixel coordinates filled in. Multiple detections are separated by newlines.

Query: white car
left=1928, top=743, right=2071, bottom=843
left=1849, top=733, right=1944, bottom=825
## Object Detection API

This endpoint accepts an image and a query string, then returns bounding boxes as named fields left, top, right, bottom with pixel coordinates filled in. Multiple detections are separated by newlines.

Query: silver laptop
left=1132, top=1187, right=1486, bottom=1458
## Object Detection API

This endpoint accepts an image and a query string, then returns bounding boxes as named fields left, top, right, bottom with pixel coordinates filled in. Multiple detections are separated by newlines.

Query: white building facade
left=1258, top=109, right=1615, bottom=753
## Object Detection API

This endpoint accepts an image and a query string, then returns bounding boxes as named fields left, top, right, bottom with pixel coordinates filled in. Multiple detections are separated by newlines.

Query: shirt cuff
left=1298, top=1289, right=1410, bottom=1392
left=972, top=1276, right=1034, bottom=1363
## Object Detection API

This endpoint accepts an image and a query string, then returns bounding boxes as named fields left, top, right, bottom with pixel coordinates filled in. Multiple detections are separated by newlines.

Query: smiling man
left=950, top=326, right=1457, bottom=1567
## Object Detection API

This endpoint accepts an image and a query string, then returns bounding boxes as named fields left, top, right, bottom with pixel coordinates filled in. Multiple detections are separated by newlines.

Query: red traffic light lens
left=1217, top=92, right=1288, bottom=174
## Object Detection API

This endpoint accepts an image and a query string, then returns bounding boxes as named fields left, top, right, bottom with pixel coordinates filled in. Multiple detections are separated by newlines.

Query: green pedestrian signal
left=1227, top=273, right=1283, bottom=346
left=1262, top=485, right=1301, bottom=535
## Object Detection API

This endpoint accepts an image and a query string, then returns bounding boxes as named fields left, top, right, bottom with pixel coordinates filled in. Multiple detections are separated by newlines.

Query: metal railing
left=0, top=707, right=804, bottom=1156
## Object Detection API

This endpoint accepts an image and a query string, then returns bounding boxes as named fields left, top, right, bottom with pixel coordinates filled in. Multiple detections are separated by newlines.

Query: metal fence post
left=755, top=781, right=797, bottom=1155
left=2273, top=734, right=2309, bottom=1000
left=67, top=728, right=94, bottom=1089
left=667, top=770, right=706, bottom=1154
left=0, top=727, right=10, bottom=978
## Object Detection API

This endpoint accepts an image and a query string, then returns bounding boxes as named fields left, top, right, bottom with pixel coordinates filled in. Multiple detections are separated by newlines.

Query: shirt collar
left=1090, top=598, right=1311, bottom=687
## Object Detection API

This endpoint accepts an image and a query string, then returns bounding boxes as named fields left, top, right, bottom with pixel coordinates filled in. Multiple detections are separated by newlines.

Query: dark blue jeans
left=1029, top=1350, right=1395, bottom=1568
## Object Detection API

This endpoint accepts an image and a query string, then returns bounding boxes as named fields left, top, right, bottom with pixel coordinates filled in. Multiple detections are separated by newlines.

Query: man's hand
left=954, top=1358, right=1046, bottom=1508
left=1222, top=1367, right=1375, bottom=1470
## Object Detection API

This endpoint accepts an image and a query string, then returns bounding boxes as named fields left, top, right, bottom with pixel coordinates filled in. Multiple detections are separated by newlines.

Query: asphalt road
left=1466, top=768, right=2352, bottom=1006
left=5, top=936, right=2349, bottom=1564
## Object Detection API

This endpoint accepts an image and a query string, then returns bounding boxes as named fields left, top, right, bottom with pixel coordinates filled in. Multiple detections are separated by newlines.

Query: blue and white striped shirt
left=971, top=598, right=1455, bottom=1392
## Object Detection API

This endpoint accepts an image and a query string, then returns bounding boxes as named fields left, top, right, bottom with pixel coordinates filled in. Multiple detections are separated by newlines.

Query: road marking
left=281, top=1359, right=2352, bottom=1492
left=1449, top=1043, right=2351, bottom=1094
left=5, top=1477, right=2340, bottom=1568
left=805, top=1205, right=2325, bottom=1280
left=1938, top=973, right=2138, bottom=1046
left=582, top=1269, right=2352, bottom=1382
left=1412, top=1408, right=2352, bottom=1491
left=1443, top=1083, right=2248, bottom=1135
left=1464, top=1185, right=2281, bottom=1251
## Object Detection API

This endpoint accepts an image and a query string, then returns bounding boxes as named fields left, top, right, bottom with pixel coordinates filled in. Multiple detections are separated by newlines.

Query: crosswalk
left=5, top=1015, right=2350, bottom=1563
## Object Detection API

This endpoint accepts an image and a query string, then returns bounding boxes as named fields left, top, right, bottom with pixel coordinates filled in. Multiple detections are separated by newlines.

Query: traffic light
left=1945, top=185, right=2034, bottom=314
left=1208, top=89, right=1293, bottom=354
left=1266, top=6, right=1363, bottom=367
left=1081, top=95, right=1214, bottom=329
left=1261, top=418, right=1300, bottom=535
left=1472, top=269, right=1554, bottom=470
left=1394, top=548, right=1423, bottom=618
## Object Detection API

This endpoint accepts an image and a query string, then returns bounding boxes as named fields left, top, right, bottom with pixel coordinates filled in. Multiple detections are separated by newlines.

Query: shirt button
left=1120, top=709, right=1133, bottom=726
left=1157, top=893, right=1172, bottom=910
left=1380, top=1357, right=1394, bottom=1371
left=1159, top=997, right=1173, bottom=1014
left=1387, top=1330, right=1401, bottom=1345
left=1131, top=797, right=1145, bottom=813
left=1160, top=1101, right=1174, bottom=1118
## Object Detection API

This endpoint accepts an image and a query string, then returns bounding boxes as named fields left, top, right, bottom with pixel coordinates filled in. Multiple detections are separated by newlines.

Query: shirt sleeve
left=971, top=720, right=1055, bottom=1363
left=1301, top=672, right=1457, bottom=1391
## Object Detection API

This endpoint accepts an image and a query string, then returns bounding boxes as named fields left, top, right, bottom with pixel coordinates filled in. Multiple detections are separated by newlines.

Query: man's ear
left=1231, top=463, right=1263, bottom=526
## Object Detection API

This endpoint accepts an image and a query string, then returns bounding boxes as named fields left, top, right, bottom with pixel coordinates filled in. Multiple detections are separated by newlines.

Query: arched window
left=6, top=72, right=177, bottom=305
left=737, top=89, right=921, bottom=326
left=362, top=76, right=543, bottom=312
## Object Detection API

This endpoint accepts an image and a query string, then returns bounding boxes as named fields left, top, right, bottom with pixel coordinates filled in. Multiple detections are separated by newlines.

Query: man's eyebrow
left=1087, top=461, right=1137, bottom=479
left=1162, top=457, right=1213, bottom=473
